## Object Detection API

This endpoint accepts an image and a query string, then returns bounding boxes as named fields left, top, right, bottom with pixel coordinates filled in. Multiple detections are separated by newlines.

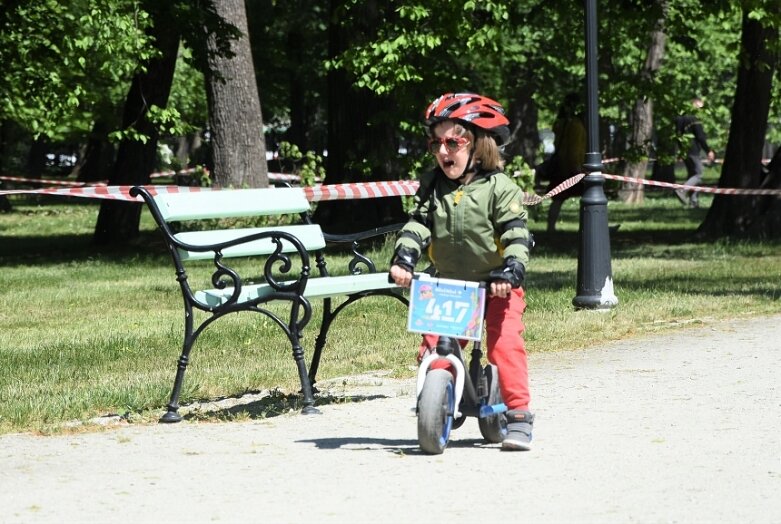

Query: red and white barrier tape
left=1, top=170, right=306, bottom=189
left=303, top=180, right=419, bottom=202
left=0, top=174, right=106, bottom=187
left=2, top=173, right=778, bottom=204
left=302, top=175, right=586, bottom=205
left=0, top=181, right=418, bottom=203
left=601, top=173, right=781, bottom=196
left=523, top=174, right=586, bottom=204
left=0, top=184, right=211, bottom=201
left=586, top=157, right=769, bottom=165
left=0, top=177, right=579, bottom=205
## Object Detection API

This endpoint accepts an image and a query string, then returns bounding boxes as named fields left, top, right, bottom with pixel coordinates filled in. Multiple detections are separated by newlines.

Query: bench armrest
left=320, top=223, right=405, bottom=275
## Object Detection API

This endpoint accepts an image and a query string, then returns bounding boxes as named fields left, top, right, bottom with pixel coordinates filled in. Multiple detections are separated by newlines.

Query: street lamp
left=572, top=0, right=618, bottom=310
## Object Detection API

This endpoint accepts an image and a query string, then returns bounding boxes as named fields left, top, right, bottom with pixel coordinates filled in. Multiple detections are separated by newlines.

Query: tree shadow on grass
left=531, top=226, right=707, bottom=259
left=617, top=273, right=780, bottom=301
left=529, top=267, right=779, bottom=302
left=0, top=231, right=168, bottom=266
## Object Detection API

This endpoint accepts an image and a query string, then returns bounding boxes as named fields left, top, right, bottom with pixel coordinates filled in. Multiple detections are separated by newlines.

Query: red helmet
left=424, top=92, right=510, bottom=145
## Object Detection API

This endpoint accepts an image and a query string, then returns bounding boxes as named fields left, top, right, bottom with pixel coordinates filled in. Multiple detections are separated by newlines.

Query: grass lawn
left=0, top=185, right=779, bottom=434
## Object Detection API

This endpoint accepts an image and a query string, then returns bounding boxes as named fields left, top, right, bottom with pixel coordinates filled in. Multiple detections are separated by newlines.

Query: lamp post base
left=573, top=170, right=618, bottom=310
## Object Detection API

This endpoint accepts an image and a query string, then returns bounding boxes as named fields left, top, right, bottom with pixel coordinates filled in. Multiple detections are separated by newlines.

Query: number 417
left=424, top=299, right=471, bottom=323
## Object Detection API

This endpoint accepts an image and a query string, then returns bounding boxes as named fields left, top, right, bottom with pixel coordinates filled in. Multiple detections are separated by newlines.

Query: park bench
left=131, top=185, right=407, bottom=422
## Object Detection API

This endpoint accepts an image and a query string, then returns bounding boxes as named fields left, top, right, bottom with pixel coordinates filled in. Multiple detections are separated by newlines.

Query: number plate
left=407, top=275, right=486, bottom=341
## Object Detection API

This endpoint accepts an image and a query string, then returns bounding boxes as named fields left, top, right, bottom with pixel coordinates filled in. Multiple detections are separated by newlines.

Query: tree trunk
left=0, top=120, right=14, bottom=211
left=619, top=97, right=654, bottom=204
left=204, top=0, right=267, bottom=188
left=698, top=10, right=778, bottom=238
left=506, top=88, right=541, bottom=168
left=314, top=0, right=405, bottom=233
left=75, top=120, right=115, bottom=183
left=174, top=133, right=203, bottom=166
left=620, top=3, right=667, bottom=205
left=93, top=5, right=180, bottom=245
left=286, top=28, right=307, bottom=150
left=26, top=137, right=47, bottom=179
left=751, top=148, right=781, bottom=235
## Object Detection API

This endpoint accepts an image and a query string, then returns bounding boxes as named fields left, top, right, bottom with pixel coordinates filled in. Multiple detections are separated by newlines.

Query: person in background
left=674, top=97, right=716, bottom=208
left=389, top=92, right=534, bottom=451
left=545, top=93, right=586, bottom=233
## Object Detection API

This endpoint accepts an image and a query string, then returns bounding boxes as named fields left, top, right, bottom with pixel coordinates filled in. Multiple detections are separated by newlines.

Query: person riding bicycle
left=389, top=92, right=534, bottom=451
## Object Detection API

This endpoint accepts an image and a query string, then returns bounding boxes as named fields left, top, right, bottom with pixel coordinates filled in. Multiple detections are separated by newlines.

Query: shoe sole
left=501, top=439, right=532, bottom=451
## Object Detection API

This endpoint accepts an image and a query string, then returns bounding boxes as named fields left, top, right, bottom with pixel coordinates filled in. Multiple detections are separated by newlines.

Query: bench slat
left=174, top=224, right=326, bottom=261
left=154, top=187, right=310, bottom=222
left=194, top=272, right=399, bottom=307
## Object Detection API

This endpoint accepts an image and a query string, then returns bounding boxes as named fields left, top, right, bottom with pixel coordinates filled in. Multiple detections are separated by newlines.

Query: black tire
left=478, top=364, right=507, bottom=443
left=452, top=412, right=467, bottom=430
left=417, top=369, right=455, bottom=455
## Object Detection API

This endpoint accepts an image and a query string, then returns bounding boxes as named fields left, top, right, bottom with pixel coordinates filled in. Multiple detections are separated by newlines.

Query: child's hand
left=487, top=257, right=525, bottom=295
left=389, top=264, right=413, bottom=288
left=490, top=280, right=512, bottom=298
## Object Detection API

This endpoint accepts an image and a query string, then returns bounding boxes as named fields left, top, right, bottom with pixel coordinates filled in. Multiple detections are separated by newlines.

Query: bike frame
left=415, top=338, right=507, bottom=420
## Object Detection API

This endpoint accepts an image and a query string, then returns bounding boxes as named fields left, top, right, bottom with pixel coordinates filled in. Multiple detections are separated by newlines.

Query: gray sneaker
left=502, top=410, right=534, bottom=451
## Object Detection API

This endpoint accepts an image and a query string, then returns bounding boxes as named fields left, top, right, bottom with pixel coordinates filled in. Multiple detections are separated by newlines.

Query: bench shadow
left=178, top=390, right=393, bottom=422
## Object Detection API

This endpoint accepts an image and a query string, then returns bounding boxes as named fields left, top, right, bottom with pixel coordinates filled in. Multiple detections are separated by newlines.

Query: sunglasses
left=427, top=136, right=470, bottom=155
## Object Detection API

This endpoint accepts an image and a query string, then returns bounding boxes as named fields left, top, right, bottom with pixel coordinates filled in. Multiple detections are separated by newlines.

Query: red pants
left=418, top=288, right=530, bottom=411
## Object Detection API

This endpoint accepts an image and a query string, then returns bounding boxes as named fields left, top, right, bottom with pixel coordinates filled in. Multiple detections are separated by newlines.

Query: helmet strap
left=457, top=149, right=477, bottom=183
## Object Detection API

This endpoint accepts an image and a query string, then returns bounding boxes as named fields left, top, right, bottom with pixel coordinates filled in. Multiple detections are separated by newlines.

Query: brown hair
left=472, top=130, right=504, bottom=170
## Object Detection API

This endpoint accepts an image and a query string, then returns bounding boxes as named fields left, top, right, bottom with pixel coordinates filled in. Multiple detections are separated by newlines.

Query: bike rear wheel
left=478, top=364, right=507, bottom=443
left=417, top=369, right=456, bottom=455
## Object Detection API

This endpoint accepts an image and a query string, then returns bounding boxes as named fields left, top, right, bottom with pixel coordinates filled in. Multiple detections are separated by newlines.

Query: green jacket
left=395, top=168, right=531, bottom=282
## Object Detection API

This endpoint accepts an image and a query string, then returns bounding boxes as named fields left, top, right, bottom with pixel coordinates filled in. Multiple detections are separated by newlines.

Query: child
left=389, top=92, right=534, bottom=451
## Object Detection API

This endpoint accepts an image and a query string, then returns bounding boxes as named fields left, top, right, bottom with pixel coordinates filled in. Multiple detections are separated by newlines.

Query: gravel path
left=1, top=315, right=780, bottom=523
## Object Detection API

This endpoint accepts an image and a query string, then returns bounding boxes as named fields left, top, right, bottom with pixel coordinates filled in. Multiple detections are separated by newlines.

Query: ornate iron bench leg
left=160, top=336, right=195, bottom=423
left=291, top=336, right=321, bottom=415
left=308, top=298, right=335, bottom=389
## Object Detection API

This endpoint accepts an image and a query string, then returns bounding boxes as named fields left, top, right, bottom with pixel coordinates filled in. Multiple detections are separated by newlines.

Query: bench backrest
left=153, top=187, right=310, bottom=221
left=149, top=187, right=326, bottom=261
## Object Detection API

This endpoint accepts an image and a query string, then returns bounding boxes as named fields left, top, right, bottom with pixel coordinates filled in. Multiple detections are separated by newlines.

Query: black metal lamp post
left=572, top=0, right=618, bottom=309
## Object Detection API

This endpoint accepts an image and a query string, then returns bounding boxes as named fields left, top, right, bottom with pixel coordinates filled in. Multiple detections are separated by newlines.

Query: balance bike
left=415, top=336, right=507, bottom=454
left=406, top=274, right=507, bottom=454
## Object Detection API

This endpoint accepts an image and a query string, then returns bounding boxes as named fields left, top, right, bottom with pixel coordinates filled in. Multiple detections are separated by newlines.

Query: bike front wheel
left=417, top=369, right=456, bottom=455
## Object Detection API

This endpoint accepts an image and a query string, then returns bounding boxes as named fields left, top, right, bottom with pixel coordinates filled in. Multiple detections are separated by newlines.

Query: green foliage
left=652, top=2, right=742, bottom=152
left=276, top=141, right=326, bottom=187
left=505, top=155, right=536, bottom=194
left=108, top=105, right=191, bottom=144
left=327, top=1, right=519, bottom=95
left=0, top=0, right=234, bottom=153
left=246, top=0, right=329, bottom=148
left=167, top=47, right=208, bottom=134
left=190, top=165, right=212, bottom=187
left=0, top=0, right=155, bottom=138
left=505, top=155, right=541, bottom=220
